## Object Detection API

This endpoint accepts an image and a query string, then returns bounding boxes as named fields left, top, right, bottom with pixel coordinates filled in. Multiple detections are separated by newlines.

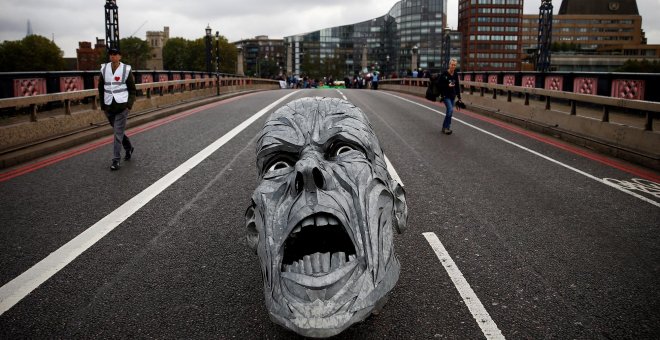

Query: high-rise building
left=457, top=0, right=524, bottom=72
left=521, top=0, right=659, bottom=71
left=146, top=27, right=169, bottom=70
left=233, top=36, right=286, bottom=78
left=282, top=0, right=448, bottom=78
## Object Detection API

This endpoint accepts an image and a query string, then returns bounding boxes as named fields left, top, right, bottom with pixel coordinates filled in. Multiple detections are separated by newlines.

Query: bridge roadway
left=0, top=89, right=658, bottom=339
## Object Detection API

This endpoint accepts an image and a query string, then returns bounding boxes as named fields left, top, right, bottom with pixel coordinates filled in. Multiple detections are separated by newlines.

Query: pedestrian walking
left=438, top=58, right=462, bottom=135
left=98, top=47, right=136, bottom=170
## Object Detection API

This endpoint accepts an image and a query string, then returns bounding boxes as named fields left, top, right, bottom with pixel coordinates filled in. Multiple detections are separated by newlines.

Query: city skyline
left=1, top=0, right=659, bottom=58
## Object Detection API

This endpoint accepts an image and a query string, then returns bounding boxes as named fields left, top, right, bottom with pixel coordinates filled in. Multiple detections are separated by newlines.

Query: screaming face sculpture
left=246, top=97, right=407, bottom=338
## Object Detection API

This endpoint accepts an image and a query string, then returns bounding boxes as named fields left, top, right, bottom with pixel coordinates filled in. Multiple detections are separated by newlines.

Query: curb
left=0, top=90, right=258, bottom=169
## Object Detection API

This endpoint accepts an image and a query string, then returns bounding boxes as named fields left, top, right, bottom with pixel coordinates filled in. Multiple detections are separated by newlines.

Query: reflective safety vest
left=101, top=62, right=131, bottom=105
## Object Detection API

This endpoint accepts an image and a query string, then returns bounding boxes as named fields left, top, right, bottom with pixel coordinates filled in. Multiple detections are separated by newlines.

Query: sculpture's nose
left=295, top=156, right=326, bottom=194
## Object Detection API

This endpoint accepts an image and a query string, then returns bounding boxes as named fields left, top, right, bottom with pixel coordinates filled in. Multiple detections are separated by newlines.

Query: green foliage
left=615, top=59, right=660, bottom=73
left=163, top=37, right=189, bottom=70
left=117, top=37, right=151, bottom=69
left=186, top=38, right=207, bottom=71
left=0, top=35, right=66, bottom=71
left=162, top=34, right=237, bottom=73
left=550, top=42, right=578, bottom=52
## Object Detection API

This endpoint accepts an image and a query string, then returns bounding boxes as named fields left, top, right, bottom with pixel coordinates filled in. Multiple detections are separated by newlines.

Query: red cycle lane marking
left=457, top=109, right=660, bottom=183
left=0, top=94, right=249, bottom=182
left=394, top=91, right=659, bottom=183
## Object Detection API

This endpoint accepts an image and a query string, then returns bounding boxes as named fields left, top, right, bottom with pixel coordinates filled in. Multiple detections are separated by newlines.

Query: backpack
left=425, top=74, right=440, bottom=101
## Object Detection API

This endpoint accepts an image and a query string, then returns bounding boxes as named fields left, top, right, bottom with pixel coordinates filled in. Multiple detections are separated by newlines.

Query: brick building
left=458, top=0, right=524, bottom=71
left=76, top=38, right=105, bottom=71
left=521, top=0, right=659, bottom=71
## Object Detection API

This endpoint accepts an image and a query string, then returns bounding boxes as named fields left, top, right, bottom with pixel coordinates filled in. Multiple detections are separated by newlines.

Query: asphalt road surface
left=1, top=89, right=659, bottom=339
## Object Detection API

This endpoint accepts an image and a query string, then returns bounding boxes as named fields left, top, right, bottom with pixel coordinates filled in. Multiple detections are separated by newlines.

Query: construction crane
left=536, top=0, right=553, bottom=72
left=130, top=21, right=148, bottom=37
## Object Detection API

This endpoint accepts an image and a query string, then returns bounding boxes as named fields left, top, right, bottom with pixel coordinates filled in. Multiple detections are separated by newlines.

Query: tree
left=616, top=59, right=660, bottom=73
left=216, top=35, right=238, bottom=75
left=163, top=37, right=189, bottom=70
left=187, top=38, right=207, bottom=71
left=0, top=35, right=65, bottom=71
left=162, top=35, right=237, bottom=73
left=118, top=37, right=150, bottom=69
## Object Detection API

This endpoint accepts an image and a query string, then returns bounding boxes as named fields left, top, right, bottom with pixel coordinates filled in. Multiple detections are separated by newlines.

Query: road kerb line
left=0, top=91, right=300, bottom=316
left=380, top=91, right=660, bottom=207
left=423, top=232, right=506, bottom=340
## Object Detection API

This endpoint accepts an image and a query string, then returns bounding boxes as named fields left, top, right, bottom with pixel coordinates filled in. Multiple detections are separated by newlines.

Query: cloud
left=1, top=0, right=658, bottom=58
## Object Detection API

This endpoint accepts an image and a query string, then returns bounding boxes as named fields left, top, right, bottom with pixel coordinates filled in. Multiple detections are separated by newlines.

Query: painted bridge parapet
left=379, top=77, right=660, bottom=170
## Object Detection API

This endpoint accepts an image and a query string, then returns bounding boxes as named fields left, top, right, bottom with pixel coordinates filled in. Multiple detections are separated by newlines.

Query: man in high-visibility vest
left=98, top=47, right=136, bottom=171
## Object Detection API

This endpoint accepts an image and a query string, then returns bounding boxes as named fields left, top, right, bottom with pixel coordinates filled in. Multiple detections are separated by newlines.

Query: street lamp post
left=386, top=54, right=390, bottom=79
left=215, top=31, right=220, bottom=96
left=205, top=25, right=212, bottom=73
left=412, top=45, right=419, bottom=75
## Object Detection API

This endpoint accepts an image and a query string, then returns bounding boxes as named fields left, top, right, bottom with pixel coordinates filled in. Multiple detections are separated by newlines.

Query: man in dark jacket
left=98, top=47, right=136, bottom=170
left=437, top=58, right=462, bottom=135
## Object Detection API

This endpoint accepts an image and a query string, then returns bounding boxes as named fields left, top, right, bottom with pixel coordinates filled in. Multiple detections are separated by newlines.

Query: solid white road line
left=380, top=91, right=660, bottom=208
left=0, top=91, right=300, bottom=316
left=423, top=232, right=506, bottom=340
left=384, top=155, right=404, bottom=187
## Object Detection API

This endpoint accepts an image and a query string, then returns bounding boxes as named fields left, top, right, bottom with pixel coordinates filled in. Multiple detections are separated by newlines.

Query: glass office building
left=284, top=0, right=448, bottom=78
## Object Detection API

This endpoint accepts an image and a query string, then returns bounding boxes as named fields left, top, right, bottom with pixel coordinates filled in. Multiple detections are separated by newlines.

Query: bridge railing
left=379, top=77, right=659, bottom=131
left=0, top=76, right=279, bottom=122
left=460, top=80, right=660, bottom=132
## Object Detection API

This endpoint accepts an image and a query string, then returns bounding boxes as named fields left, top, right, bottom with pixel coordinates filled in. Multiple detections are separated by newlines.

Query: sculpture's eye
left=334, top=145, right=354, bottom=156
left=263, top=154, right=297, bottom=176
left=328, top=141, right=365, bottom=159
left=267, top=159, right=294, bottom=172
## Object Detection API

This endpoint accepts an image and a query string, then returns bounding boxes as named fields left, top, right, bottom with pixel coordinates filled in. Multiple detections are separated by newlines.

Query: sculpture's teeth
left=285, top=252, right=352, bottom=275
left=327, top=215, right=340, bottom=226
left=292, top=225, right=302, bottom=234
left=303, top=255, right=313, bottom=275
left=315, top=215, right=329, bottom=226
left=301, top=216, right=315, bottom=228
left=321, top=252, right=331, bottom=272
left=331, top=252, right=346, bottom=270
left=311, top=252, right=321, bottom=273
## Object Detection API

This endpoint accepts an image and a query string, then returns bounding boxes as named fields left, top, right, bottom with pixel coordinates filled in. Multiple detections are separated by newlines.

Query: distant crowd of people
left=279, top=68, right=432, bottom=89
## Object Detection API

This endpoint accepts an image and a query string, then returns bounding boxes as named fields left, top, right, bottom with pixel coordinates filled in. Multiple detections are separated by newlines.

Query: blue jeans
left=442, top=97, right=455, bottom=129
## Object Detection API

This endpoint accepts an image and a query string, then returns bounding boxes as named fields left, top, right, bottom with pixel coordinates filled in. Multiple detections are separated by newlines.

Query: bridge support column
left=602, top=106, right=610, bottom=122
left=30, top=104, right=37, bottom=122
left=570, top=101, right=577, bottom=115
left=545, top=96, right=551, bottom=110
left=645, top=112, right=654, bottom=131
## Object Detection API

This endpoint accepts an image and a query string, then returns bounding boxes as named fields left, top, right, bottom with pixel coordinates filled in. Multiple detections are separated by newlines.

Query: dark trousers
left=104, top=109, right=132, bottom=162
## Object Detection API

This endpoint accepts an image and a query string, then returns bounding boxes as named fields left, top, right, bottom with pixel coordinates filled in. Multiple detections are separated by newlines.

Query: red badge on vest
left=114, top=76, right=120, bottom=81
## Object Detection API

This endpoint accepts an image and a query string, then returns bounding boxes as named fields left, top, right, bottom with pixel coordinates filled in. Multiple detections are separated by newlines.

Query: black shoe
left=124, top=147, right=134, bottom=161
left=442, top=128, right=453, bottom=135
left=110, top=160, right=120, bottom=171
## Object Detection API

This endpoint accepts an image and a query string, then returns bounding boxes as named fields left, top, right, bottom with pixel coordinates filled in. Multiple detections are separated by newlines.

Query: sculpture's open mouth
left=280, top=212, right=359, bottom=301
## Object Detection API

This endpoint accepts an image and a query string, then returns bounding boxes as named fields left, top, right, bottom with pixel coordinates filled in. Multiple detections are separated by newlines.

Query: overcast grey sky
left=1, top=0, right=659, bottom=58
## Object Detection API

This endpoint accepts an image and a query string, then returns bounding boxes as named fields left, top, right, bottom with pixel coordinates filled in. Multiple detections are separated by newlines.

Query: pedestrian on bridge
left=98, top=47, right=136, bottom=171
left=438, top=58, right=462, bottom=135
